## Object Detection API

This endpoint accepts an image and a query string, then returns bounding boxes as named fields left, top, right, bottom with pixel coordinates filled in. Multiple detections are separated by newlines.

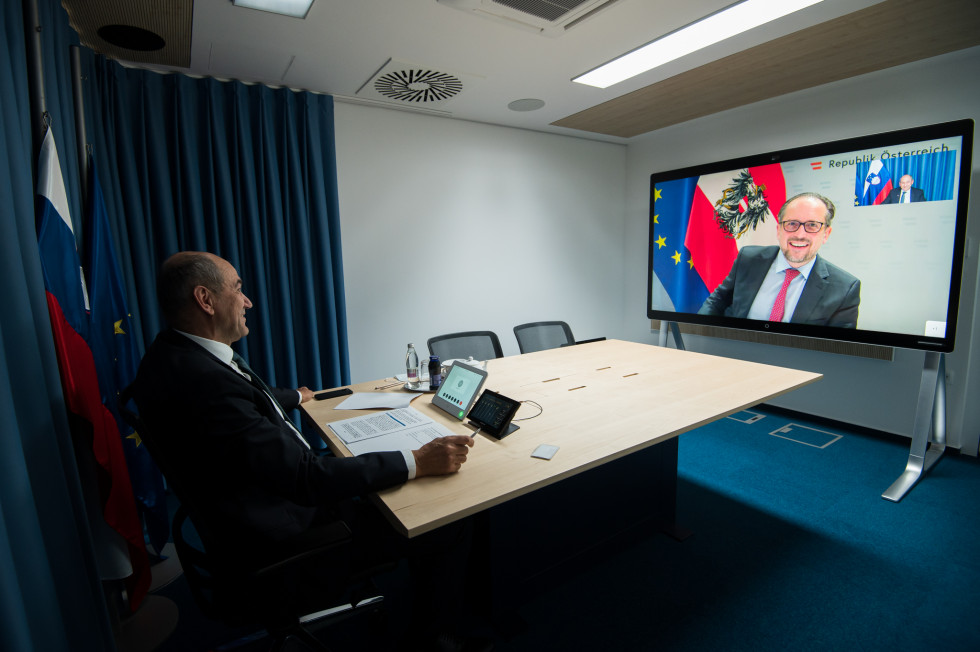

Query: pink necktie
left=769, top=268, right=800, bottom=322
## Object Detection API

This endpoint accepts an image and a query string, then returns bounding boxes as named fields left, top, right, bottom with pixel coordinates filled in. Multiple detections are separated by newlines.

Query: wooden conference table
left=301, top=339, right=821, bottom=540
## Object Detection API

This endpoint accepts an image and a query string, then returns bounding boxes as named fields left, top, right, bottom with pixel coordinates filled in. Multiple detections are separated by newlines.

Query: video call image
left=650, top=135, right=964, bottom=337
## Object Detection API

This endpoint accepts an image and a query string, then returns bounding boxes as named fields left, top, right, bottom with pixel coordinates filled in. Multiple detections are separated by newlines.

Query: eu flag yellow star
left=114, top=320, right=126, bottom=335
left=671, top=251, right=681, bottom=265
left=126, top=431, right=142, bottom=447
left=655, top=235, right=666, bottom=249
left=654, top=187, right=663, bottom=201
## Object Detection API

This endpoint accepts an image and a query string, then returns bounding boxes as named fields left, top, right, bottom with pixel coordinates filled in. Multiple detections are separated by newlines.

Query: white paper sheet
left=335, top=392, right=419, bottom=410
left=327, top=407, right=455, bottom=455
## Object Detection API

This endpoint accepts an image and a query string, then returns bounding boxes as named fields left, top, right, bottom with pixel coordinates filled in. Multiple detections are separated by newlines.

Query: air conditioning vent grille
left=492, top=0, right=591, bottom=22
left=438, top=0, right=619, bottom=36
left=374, top=70, right=464, bottom=103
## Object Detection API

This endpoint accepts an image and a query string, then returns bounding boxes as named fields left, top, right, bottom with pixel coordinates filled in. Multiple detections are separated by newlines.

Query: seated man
left=882, top=174, right=926, bottom=204
left=698, top=192, right=861, bottom=328
left=133, top=251, right=488, bottom=652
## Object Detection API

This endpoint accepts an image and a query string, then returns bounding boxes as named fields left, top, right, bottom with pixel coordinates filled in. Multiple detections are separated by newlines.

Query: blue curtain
left=1, top=0, right=114, bottom=650
left=884, top=150, right=958, bottom=202
left=81, top=55, right=351, bottom=419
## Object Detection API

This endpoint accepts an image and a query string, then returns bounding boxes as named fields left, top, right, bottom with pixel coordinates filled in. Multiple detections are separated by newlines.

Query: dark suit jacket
left=132, top=329, right=408, bottom=548
left=697, top=246, right=861, bottom=328
left=882, top=186, right=926, bottom=204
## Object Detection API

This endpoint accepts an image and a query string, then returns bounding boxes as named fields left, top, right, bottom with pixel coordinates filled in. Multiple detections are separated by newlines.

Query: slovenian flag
left=36, top=128, right=150, bottom=611
left=857, top=159, right=893, bottom=206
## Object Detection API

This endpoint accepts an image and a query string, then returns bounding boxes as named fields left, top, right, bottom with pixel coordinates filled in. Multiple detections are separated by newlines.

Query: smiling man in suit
left=133, top=251, right=490, bottom=652
left=882, top=174, right=926, bottom=204
left=698, top=192, right=861, bottom=328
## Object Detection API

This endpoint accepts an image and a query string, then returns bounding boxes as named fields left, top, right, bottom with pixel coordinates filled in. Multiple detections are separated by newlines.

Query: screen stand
left=658, top=321, right=686, bottom=350
left=882, top=351, right=946, bottom=502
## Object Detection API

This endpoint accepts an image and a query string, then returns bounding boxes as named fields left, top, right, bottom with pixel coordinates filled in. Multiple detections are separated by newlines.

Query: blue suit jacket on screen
left=882, top=187, right=926, bottom=204
left=697, top=246, right=861, bottom=328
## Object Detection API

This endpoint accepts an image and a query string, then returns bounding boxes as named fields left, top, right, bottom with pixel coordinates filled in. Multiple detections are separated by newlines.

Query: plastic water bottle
left=428, top=355, right=442, bottom=391
left=405, top=343, right=419, bottom=388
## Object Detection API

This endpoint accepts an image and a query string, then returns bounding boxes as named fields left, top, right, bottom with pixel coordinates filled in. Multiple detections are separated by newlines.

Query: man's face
left=899, top=175, right=913, bottom=191
left=210, top=258, right=253, bottom=345
left=776, top=197, right=831, bottom=268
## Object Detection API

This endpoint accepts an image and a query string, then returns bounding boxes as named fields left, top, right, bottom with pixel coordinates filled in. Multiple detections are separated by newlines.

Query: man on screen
left=882, top=174, right=926, bottom=204
left=698, top=192, right=861, bottom=328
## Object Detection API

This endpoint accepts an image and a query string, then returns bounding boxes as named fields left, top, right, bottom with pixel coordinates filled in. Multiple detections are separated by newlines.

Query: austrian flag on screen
left=652, top=164, right=786, bottom=313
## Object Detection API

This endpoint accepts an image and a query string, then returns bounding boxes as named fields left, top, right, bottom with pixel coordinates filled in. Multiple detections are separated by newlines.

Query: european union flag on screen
left=652, top=178, right=710, bottom=313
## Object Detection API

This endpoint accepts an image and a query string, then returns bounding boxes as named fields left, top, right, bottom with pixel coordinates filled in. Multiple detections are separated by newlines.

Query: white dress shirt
left=746, top=252, right=817, bottom=322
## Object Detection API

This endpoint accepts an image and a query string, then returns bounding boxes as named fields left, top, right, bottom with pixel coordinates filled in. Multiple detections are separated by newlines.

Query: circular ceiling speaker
left=374, top=69, right=463, bottom=103
left=508, top=98, right=546, bottom=112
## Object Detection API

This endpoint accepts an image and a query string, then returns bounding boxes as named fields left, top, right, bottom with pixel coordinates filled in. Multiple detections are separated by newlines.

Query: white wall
left=623, top=47, right=980, bottom=453
left=333, top=46, right=979, bottom=453
left=334, top=104, right=627, bottom=384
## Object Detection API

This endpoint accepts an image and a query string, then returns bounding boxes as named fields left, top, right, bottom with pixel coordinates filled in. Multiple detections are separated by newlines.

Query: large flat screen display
left=648, top=120, right=974, bottom=352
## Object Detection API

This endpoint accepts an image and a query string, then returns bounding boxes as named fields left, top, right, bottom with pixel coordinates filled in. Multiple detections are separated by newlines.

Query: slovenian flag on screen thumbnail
left=653, top=165, right=786, bottom=313
left=857, top=159, right=893, bottom=206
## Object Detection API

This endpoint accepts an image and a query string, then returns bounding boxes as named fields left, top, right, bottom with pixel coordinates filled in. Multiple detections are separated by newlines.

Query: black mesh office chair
left=118, top=384, right=385, bottom=651
left=513, top=321, right=575, bottom=354
left=427, top=331, right=504, bottom=362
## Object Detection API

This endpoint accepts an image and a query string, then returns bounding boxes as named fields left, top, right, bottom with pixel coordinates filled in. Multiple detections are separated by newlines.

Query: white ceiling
left=116, top=0, right=888, bottom=143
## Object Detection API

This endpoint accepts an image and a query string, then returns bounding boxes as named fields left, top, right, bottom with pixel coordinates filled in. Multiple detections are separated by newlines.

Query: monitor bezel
left=646, top=119, right=974, bottom=353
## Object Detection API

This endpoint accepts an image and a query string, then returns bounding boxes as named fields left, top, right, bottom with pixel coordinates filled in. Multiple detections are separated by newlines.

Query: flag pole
left=70, top=45, right=89, bottom=208
left=22, top=0, right=47, bottom=166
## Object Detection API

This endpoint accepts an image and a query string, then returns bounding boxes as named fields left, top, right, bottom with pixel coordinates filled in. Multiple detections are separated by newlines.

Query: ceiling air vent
left=374, top=69, right=463, bottom=103
left=437, top=0, right=621, bottom=36
left=355, top=59, right=483, bottom=109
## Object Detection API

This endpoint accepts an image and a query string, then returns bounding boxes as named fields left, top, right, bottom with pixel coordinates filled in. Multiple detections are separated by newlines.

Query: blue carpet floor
left=151, top=406, right=980, bottom=651
left=495, top=407, right=980, bottom=652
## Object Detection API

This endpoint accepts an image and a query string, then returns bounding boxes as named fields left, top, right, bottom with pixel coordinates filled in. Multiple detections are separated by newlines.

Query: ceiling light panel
left=574, top=0, right=825, bottom=88
left=232, top=0, right=314, bottom=19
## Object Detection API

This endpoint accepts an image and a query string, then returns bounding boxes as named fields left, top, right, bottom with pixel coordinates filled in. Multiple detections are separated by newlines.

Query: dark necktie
left=769, top=268, right=800, bottom=322
left=232, top=352, right=308, bottom=448
left=232, top=352, right=275, bottom=396
left=901, top=191, right=907, bottom=203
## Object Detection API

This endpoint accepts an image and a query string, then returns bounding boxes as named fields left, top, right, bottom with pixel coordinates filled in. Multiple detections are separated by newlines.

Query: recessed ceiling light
left=232, top=0, right=315, bottom=19
left=97, top=25, right=166, bottom=52
left=573, top=0, right=825, bottom=89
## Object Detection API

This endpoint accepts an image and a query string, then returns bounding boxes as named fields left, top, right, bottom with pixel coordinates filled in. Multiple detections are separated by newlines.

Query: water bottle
left=405, top=344, right=420, bottom=388
left=428, top=355, right=442, bottom=391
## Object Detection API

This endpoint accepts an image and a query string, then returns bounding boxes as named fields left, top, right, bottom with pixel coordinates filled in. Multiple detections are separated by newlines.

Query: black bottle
left=428, top=356, right=442, bottom=391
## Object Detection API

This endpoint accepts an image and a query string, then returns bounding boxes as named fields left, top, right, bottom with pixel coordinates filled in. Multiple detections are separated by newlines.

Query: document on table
left=336, top=392, right=419, bottom=410
left=327, top=407, right=455, bottom=456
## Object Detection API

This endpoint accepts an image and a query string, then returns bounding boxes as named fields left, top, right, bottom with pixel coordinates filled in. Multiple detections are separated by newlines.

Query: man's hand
left=298, top=387, right=315, bottom=403
left=412, top=435, right=476, bottom=477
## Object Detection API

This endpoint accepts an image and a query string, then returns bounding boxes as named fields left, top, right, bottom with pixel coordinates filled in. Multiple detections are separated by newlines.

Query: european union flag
left=651, top=177, right=710, bottom=313
left=84, top=155, right=169, bottom=556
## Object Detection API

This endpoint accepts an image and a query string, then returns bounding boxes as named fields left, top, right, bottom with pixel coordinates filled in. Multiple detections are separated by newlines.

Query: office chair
left=513, top=321, right=575, bottom=354
left=427, top=330, right=504, bottom=361
left=118, top=385, right=386, bottom=652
